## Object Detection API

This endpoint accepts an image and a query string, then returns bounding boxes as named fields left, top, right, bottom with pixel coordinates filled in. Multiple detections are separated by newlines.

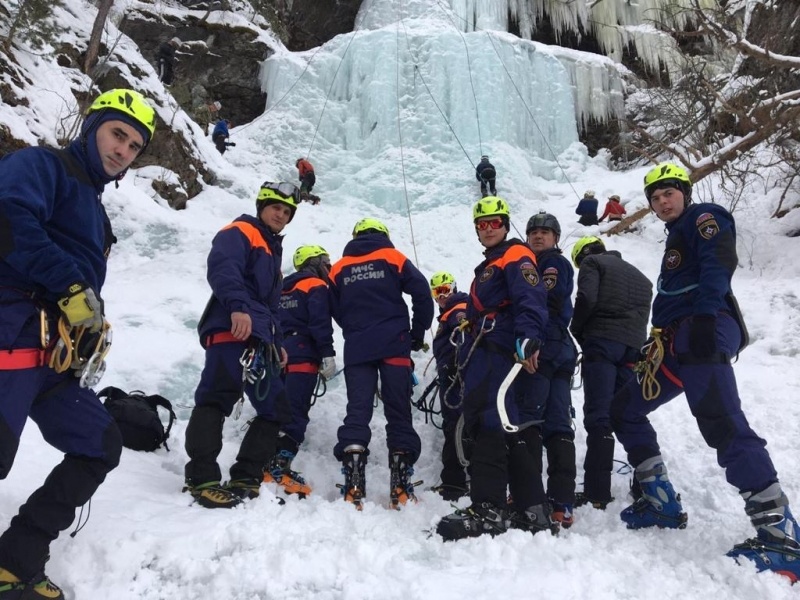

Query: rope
left=634, top=328, right=666, bottom=401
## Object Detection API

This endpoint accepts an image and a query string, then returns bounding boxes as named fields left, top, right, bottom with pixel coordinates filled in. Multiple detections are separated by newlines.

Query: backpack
left=97, top=386, right=177, bottom=451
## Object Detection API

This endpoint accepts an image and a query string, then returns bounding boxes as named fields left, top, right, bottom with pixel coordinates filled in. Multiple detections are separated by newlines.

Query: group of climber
left=575, top=190, right=627, bottom=226
left=0, top=82, right=798, bottom=600
left=428, top=166, right=800, bottom=583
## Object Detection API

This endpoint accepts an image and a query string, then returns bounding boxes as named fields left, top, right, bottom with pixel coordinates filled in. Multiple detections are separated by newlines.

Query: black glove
left=58, top=282, right=104, bottom=332
left=226, top=142, right=236, bottom=147
left=515, top=337, right=540, bottom=360
left=688, top=315, right=717, bottom=358
left=411, top=338, right=429, bottom=352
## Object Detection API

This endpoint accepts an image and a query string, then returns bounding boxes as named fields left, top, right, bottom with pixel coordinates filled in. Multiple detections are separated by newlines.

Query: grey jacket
left=570, top=250, right=652, bottom=349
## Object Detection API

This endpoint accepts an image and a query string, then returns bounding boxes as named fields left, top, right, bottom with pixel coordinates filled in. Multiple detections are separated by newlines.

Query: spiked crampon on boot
left=437, top=502, right=508, bottom=541
left=0, top=569, right=63, bottom=600
left=226, top=478, right=262, bottom=500
left=620, top=456, right=687, bottom=530
left=184, top=481, right=243, bottom=509
left=728, top=482, right=800, bottom=582
left=389, top=452, right=423, bottom=509
left=574, top=492, right=614, bottom=510
left=336, top=445, right=367, bottom=510
left=431, top=483, right=470, bottom=502
left=264, top=450, right=312, bottom=498
left=507, top=502, right=560, bottom=536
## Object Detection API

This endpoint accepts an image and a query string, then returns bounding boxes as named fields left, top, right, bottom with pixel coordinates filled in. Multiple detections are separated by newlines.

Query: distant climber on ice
left=296, top=158, right=320, bottom=205
left=475, top=155, right=497, bottom=198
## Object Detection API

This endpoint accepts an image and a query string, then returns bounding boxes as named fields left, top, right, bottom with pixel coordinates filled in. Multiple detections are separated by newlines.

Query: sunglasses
left=476, top=218, right=504, bottom=231
left=432, top=284, right=453, bottom=298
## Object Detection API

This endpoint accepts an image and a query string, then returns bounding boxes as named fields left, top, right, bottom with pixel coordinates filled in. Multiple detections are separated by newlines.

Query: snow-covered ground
left=2, top=0, right=800, bottom=598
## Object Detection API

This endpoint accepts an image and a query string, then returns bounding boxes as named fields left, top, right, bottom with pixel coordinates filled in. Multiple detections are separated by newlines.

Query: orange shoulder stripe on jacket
left=283, top=277, right=326, bottom=295
left=220, top=222, right=271, bottom=254
left=329, top=248, right=406, bottom=282
left=440, top=302, right=467, bottom=323
left=488, top=244, right=536, bottom=269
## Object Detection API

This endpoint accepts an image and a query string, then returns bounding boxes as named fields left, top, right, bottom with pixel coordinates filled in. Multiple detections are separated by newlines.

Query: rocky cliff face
left=280, top=0, right=362, bottom=51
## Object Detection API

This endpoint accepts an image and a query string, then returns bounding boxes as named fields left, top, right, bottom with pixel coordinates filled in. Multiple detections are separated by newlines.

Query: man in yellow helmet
left=0, top=88, right=155, bottom=598
left=612, top=162, right=800, bottom=580
left=183, top=181, right=298, bottom=509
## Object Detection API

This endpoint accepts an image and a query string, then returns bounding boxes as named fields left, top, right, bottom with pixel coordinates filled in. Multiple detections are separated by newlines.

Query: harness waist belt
left=205, top=331, right=243, bottom=346
left=0, top=348, right=47, bottom=370
left=286, top=362, right=318, bottom=374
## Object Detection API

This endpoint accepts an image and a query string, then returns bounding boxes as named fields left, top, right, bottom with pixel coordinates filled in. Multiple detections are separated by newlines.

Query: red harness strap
left=205, top=331, right=242, bottom=346
left=0, top=348, right=47, bottom=370
left=286, top=362, right=318, bottom=374
left=383, top=357, right=412, bottom=367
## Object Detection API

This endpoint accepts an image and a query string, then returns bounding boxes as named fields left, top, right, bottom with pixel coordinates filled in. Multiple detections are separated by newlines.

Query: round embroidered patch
left=664, top=248, right=681, bottom=270
left=479, top=266, right=495, bottom=283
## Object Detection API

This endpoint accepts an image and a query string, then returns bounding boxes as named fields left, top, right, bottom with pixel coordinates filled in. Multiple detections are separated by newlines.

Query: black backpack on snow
left=97, top=386, right=177, bottom=451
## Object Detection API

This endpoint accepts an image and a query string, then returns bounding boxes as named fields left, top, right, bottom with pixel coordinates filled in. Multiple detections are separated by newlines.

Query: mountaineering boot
left=580, top=432, right=616, bottom=508
left=183, top=481, right=243, bottom=509
left=389, top=452, right=422, bottom=509
left=437, top=502, right=507, bottom=541
left=619, top=456, right=687, bottom=530
left=507, top=502, right=560, bottom=536
left=0, top=568, right=64, bottom=599
left=574, top=492, right=613, bottom=510
left=551, top=502, right=575, bottom=529
left=728, top=482, right=800, bottom=582
left=226, top=478, right=262, bottom=500
left=264, top=450, right=312, bottom=498
left=336, top=445, right=367, bottom=510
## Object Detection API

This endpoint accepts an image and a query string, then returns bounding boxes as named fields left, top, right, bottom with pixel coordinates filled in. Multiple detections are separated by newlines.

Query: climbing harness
left=412, top=376, right=444, bottom=429
left=442, top=317, right=494, bottom=409
left=48, top=316, right=112, bottom=388
left=234, top=341, right=281, bottom=419
left=633, top=327, right=683, bottom=401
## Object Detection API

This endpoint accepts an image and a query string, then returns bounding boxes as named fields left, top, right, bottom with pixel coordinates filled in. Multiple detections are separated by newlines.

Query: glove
left=688, top=315, right=717, bottom=358
left=58, top=283, right=104, bottom=333
left=319, top=356, right=337, bottom=380
left=515, top=337, right=540, bottom=361
left=226, top=142, right=236, bottom=147
left=411, top=338, right=429, bottom=352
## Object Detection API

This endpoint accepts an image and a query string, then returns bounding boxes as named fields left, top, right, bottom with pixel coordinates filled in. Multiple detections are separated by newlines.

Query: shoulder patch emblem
left=521, top=265, right=540, bottom=287
left=696, top=212, right=719, bottom=240
left=543, top=267, right=558, bottom=291
left=664, top=248, right=681, bottom=270
left=479, top=266, right=495, bottom=283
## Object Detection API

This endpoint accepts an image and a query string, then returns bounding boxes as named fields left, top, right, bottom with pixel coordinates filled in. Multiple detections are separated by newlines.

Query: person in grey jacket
left=569, top=236, right=652, bottom=509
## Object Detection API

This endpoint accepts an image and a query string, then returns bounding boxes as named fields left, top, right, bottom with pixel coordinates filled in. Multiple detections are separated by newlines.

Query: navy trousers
left=611, top=313, right=777, bottom=494
left=334, top=359, right=421, bottom=462
left=0, top=293, right=121, bottom=580
left=281, top=369, right=319, bottom=448
left=185, top=342, right=289, bottom=485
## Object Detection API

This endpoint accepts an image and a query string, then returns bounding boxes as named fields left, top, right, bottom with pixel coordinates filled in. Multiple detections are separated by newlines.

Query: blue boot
left=728, top=483, right=800, bottom=582
left=620, top=456, right=687, bottom=530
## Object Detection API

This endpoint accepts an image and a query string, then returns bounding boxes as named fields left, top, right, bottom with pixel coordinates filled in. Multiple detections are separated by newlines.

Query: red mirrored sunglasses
left=432, top=284, right=453, bottom=297
left=476, top=218, right=504, bottom=231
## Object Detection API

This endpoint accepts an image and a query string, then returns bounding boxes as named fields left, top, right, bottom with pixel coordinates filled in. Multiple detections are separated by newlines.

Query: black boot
left=337, top=445, right=367, bottom=510
left=184, top=405, right=225, bottom=486
left=437, top=502, right=507, bottom=541
left=389, top=452, right=422, bottom=509
left=579, top=431, right=615, bottom=508
left=507, top=502, right=559, bottom=536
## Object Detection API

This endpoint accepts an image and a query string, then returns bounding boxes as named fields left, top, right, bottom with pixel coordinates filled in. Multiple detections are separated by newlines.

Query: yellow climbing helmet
left=430, top=271, right=457, bottom=297
left=643, top=162, right=692, bottom=203
left=352, top=218, right=390, bottom=238
left=571, top=236, right=605, bottom=268
left=256, top=181, right=299, bottom=221
left=86, top=89, right=156, bottom=140
left=293, top=245, right=329, bottom=271
left=473, top=196, right=510, bottom=221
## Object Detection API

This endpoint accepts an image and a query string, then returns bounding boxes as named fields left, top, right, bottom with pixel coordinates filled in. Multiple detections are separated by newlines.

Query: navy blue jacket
left=198, top=214, right=283, bottom=346
left=475, top=159, right=496, bottom=181
left=279, top=271, right=334, bottom=363
left=575, top=197, right=598, bottom=217
left=212, top=120, right=229, bottom=139
left=329, top=234, right=434, bottom=364
left=467, top=239, right=548, bottom=350
left=433, top=291, right=469, bottom=375
left=536, top=247, right=574, bottom=334
left=0, top=143, right=112, bottom=302
left=652, top=203, right=738, bottom=327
